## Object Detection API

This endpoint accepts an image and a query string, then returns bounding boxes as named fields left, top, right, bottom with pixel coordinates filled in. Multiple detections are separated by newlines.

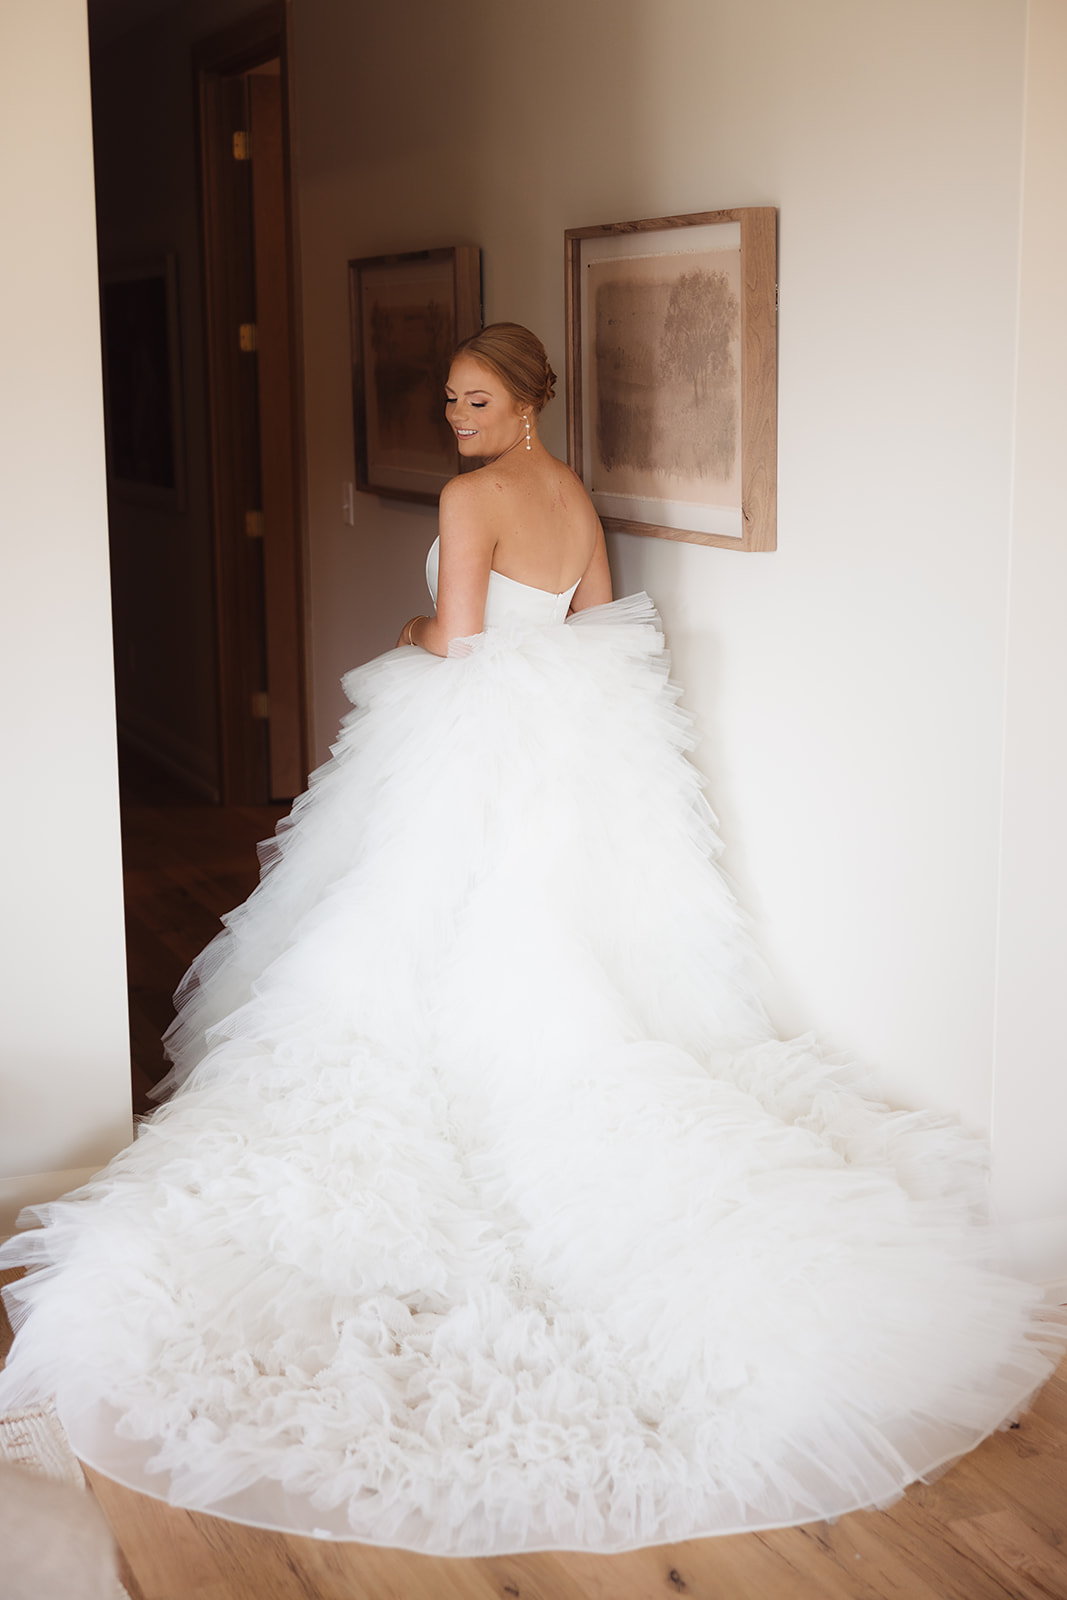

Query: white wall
left=600, top=0, right=1026, bottom=1137
left=0, top=0, right=131, bottom=1233
left=991, top=0, right=1067, bottom=1285
left=292, top=0, right=1046, bottom=1149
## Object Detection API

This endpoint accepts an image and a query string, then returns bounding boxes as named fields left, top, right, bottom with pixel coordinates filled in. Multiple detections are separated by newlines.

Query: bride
left=0, top=323, right=1062, bottom=1557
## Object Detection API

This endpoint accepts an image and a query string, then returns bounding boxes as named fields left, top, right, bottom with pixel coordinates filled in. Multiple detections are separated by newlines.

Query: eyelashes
left=444, top=398, right=488, bottom=408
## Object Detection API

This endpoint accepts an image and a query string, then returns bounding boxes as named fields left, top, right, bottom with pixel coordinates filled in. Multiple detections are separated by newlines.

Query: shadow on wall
left=290, top=0, right=666, bottom=752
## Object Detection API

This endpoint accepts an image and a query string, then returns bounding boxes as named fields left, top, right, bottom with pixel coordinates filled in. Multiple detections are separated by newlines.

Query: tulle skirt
left=1, top=595, right=1062, bottom=1555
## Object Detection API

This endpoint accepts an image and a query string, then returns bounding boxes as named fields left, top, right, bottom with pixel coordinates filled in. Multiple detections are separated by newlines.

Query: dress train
left=1, top=567, right=1062, bottom=1555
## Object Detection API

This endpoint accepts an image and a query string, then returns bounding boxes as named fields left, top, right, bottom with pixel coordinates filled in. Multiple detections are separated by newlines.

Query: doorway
left=196, top=6, right=307, bottom=804
left=107, top=4, right=307, bottom=1109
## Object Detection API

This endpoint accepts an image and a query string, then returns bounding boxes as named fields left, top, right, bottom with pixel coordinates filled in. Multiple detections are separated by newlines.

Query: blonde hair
left=453, top=323, right=557, bottom=413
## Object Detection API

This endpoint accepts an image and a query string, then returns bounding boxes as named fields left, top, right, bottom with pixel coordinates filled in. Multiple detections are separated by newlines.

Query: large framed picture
left=565, top=208, right=777, bottom=552
left=348, top=245, right=482, bottom=504
left=100, top=253, right=186, bottom=512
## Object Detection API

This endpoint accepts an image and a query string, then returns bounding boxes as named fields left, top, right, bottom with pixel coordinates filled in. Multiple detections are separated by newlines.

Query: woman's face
left=445, top=356, right=527, bottom=459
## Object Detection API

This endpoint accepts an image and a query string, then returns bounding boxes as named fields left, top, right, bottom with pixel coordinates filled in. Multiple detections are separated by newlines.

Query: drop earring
left=525, top=415, right=532, bottom=450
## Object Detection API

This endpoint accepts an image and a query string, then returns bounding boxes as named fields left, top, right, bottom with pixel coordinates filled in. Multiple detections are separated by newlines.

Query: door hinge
left=233, top=130, right=250, bottom=160
left=239, top=323, right=258, bottom=353
left=245, top=509, right=264, bottom=538
left=251, top=691, right=270, bottom=720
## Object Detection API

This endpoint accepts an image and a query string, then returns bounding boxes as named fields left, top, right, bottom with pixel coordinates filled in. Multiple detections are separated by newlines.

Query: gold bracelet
left=407, top=616, right=423, bottom=648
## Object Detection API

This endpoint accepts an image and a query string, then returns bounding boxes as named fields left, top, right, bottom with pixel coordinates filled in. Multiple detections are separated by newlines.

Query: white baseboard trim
left=996, top=1214, right=1067, bottom=1304
left=118, top=713, right=220, bottom=803
left=0, top=1168, right=100, bottom=1243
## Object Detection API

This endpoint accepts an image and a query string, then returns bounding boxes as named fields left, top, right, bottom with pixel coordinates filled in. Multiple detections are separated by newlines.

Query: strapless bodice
left=426, top=535, right=580, bottom=627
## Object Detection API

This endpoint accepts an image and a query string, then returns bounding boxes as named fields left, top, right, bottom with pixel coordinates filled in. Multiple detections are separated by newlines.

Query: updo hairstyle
left=452, top=323, right=557, bottom=414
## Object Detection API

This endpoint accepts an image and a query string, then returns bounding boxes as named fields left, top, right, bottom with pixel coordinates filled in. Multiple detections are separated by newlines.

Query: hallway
left=118, top=748, right=284, bottom=1114
left=4, top=2, right=1067, bottom=1594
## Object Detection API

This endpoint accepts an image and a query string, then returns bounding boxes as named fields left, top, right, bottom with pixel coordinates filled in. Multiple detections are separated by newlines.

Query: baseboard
left=996, top=1214, right=1067, bottom=1303
left=118, top=713, right=220, bottom=803
left=0, top=1168, right=100, bottom=1242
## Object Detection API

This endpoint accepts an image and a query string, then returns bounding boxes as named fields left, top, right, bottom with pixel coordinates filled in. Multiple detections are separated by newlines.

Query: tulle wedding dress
left=1, top=540, right=1063, bottom=1555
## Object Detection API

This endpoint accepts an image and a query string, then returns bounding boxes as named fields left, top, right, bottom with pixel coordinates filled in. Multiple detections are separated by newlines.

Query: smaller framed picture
left=565, top=208, right=777, bottom=552
left=348, top=245, right=482, bottom=504
left=100, top=254, right=186, bottom=512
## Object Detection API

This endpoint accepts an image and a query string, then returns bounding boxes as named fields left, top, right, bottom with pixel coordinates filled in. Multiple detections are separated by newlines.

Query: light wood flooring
left=14, top=1342, right=1067, bottom=1600
left=12, top=762, right=1066, bottom=1598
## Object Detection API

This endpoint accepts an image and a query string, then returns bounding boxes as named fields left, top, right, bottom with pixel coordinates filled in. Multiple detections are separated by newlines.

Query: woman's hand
left=397, top=617, right=426, bottom=649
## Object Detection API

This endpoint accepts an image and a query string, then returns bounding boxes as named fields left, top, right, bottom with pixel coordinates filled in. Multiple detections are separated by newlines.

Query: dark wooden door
left=248, top=65, right=303, bottom=800
left=196, top=7, right=306, bottom=804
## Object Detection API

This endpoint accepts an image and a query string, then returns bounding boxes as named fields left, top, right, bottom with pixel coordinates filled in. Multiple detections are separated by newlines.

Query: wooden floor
left=26, top=1349, right=1067, bottom=1600
left=19, top=753, right=1066, bottom=1597
left=118, top=745, right=285, bottom=1113
left=74, top=1408, right=1067, bottom=1600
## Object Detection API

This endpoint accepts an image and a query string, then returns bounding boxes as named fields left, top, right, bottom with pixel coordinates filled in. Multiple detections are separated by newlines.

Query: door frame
left=193, top=1, right=309, bottom=803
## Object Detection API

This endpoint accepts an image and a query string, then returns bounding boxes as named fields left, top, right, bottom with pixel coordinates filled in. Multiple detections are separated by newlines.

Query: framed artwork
left=565, top=208, right=777, bottom=552
left=100, top=254, right=186, bottom=512
left=348, top=245, right=482, bottom=504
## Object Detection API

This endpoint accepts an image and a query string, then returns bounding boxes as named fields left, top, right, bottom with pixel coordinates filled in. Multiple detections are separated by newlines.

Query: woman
left=396, top=327, right=612, bottom=654
left=1, top=325, right=1062, bottom=1557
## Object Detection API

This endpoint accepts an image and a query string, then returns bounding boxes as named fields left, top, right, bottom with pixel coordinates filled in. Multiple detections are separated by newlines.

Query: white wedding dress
left=1, top=540, right=1063, bottom=1555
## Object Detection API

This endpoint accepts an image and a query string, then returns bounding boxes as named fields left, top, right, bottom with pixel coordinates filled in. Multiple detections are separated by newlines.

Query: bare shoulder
left=439, top=470, right=494, bottom=522
left=555, top=459, right=599, bottom=523
left=440, top=470, right=482, bottom=509
left=442, top=466, right=513, bottom=513
left=552, top=456, right=592, bottom=497
left=438, top=470, right=499, bottom=554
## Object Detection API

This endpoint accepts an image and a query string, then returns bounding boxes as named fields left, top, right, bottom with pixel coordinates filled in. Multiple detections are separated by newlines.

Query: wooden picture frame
left=348, top=245, right=482, bottom=504
left=565, top=208, right=777, bottom=552
left=100, top=253, right=186, bottom=512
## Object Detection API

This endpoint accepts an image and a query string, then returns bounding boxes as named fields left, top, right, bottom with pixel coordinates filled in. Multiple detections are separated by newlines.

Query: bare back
left=475, top=452, right=601, bottom=594
left=426, top=439, right=612, bottom=656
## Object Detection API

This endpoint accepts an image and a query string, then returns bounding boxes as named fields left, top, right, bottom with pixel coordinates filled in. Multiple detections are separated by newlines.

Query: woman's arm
left=568, top=518, right=612, bottom=612
left=401, top=477, right=495, bottom=657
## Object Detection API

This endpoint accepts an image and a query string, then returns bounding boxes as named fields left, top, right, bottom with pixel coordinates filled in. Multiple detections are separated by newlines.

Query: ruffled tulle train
left=1, top=594, right=1062, bottom=1554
